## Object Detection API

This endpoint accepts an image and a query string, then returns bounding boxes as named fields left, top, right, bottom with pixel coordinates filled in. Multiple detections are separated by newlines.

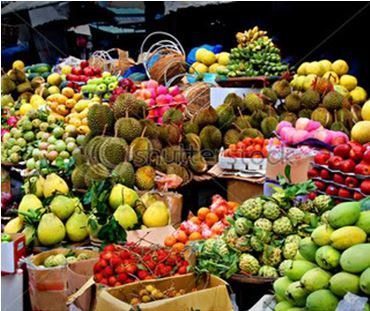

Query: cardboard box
left=95, top=273, right=233, bottom=311
left=26, top=248, right=98, bottom=311
left=227, top=180, right=264, bottom=203
left=1, top=233, right=26, bottom=274
left=1, top=269, right=23, bottom=311
left=210, top=87, right=254, bottom=108
left=126, top=225, right=176, bottom=246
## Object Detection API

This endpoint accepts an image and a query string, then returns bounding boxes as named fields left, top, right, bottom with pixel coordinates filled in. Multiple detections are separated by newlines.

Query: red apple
left=308, top=168, right=320, bottom=178
left=338, top=188, right=352, bottom=198
left=333, top=173, right=345, bottom=184
left=314, top=181, right=326, bottom=190
left=80, top=60, right=89, bottom=68
left=83, top=67, right=94, bottom=76
left=314, top=152, right=331, bottom=165
left=71, top=66, right=82, bottom=75
left=333, top=144, right=351, bottom=159
left=349, top=144, right=364, bottom=162
left=339, top=159, right=356, bottom=173
left=344, top=176, right=359, bottom=188
left=320, top=169, right=332, bottom=180
left=332, top=136, right=348, bottom=145
left=93, top=67, right=102, bottom=75
left=353, top=191, right=365, bottom=200
left=363, top=150, right=370, bottom=164
left=328, top=156, right=343, bottom=170
left=355, top=162, right=370, bottom=175
left=360, top=180, right=370, bottom=194
left=326, top=185, right=338, bottom=196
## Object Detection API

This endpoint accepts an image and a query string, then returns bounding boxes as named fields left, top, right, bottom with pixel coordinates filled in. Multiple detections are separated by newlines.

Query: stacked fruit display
left=41, top=251, right=93, bottom=267
left=276, top=118, right=349, bottom=146
left=1, top=109, right=86, bottom=171
left=164, top=195, right=237, bottom=252
left=310, top=141, right=370, bottom=201
left=80, top=73, right=118, bottom=101
left=93, top=243, right=190, bottom=287
left=25, top=62, right=52, bottom=80
left=133, top=80, right=186, bottom=124
left=226, top=26, right=289, bottom=77
left=109, top=78, right=137, bottom=103
left=291, top=59, right=368, bottom=105
left=272, top=200, right=369, bottom=311
left=3, top=174, right=89, bottom=246
left=223, top=137, right=270, bottom=158
left=189, top=48, right=230, bottom=76
left=63, top=60, right=102, bottom=85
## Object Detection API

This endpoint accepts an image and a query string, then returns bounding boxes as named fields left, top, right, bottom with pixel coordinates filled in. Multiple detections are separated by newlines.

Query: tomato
left=243, top=137, right=252, bottom=145
left=254, top=144, right=262, bottom=151
left=103, top=266, right=113, bottom=277
left=229, top=144, right=237, bottom=151
left=108, top=276, right=117, bottom=286
left=80, top=60, right=89, bottom=69
left=254, top=137, right=264, bottom=145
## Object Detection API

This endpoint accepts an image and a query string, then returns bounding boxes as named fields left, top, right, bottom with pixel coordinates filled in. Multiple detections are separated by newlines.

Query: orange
left=228, top=201, right=239, bottom=211
left=188, top=232, right=202, bottom=241
left=189, top=216, right=201, bottom=225
left=164, top=235, right=176, bottom=247
left=197, top=207, right=210, bottom=221
left=172, top=242, right=185, bottom=252
left=205, top=212, right=219, bottom=227
left=65, top=98, right=76, bottom=109
left=175, top=230, right=188, bottom=243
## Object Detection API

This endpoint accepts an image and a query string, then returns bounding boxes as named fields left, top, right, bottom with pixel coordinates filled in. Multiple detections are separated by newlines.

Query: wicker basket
left=89, top=48, right=135, bottom=75
left=182, top=82, right=211, bottom=119
left=230, top=273, right=276, bottom=284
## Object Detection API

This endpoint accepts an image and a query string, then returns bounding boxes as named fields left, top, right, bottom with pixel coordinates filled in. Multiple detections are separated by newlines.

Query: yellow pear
left=43, top=173, right=69, bottom=198
left=123, top=187, right=139, bottom=207
left=322, top=71, right=339, bottom=84
left=50, top=195, right=78, bottom=220
left=350, top=86, right=367, bottom=105
left=18, top=194, right=43, bottom=220
left=65, top=209, right=88, bottom=242
left=331, top=59, right=349, bottom=75
left=4, top=217, right=24, bottom=234
left=143, top=201, right=169, bottom=228
left=297, top=62, right=309, bottom=75
left=351, top=121, right=370, bottom=144
left=319, top=59, right=332, bottom=73
left=361, top=100, right=370, bottom=121
left=37, top=213, right=66, bottom=246
left=114, top=204, right=138, bottom=230
left=340, top=74, right=357, bottom=91
left=109, top=184, right=125, bottom=209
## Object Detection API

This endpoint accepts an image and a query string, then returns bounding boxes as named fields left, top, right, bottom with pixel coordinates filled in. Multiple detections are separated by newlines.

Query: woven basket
left=230, top=273, right=276, bottom=284
left=89, top=48, right=135, bottom=75
left=183, top=82, right=211, bottom=119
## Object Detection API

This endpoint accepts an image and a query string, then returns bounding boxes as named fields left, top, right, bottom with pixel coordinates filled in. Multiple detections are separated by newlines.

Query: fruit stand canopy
left=164, top=1, right=235, bottom=15
left=1, top=1, right=66, bottom=15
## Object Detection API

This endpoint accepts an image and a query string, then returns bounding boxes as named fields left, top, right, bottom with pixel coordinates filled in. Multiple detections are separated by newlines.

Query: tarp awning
left=28, top=2, right=69, bottom=27
left=164, top=1, right=234, bottom=15
left=1, top=1, right=66, bottom=15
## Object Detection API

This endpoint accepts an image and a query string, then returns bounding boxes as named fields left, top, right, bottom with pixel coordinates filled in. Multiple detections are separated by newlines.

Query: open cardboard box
left=1, top=233, right=26, bottom=275
left=95, top=273, right=233, bottom=311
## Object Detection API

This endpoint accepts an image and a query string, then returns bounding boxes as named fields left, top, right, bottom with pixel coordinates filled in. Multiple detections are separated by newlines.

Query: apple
left=80, top=60, right=89, bottom=69
left=328, top=155, right=343, bottom=170
left=308, top=168, right=320, bottom=178
left=349, top=143, right=364, bottom=162
left=338, top=188, right=352, bottom=198
left=354, top=162, right=370, bottom=175
left=83, top=67, right=94, bottom=76
left=314, top=181, right=326, bottom=190
left=344, top=176, right=359, bottom=188
left=363, top=150, right=370, bottom=164
left=71, top=66, right=82, bottom=75
left=339, top=159, right=356, bottom=173
left=360, top=180, right=370, bottom=194
left=353, top=191, right=365, bottom=200
left=320, top=169, right=332, bottom=180
left=314, top=152, right=331, bottom=165
left=326, top=185, right=338, bottom=196
left=333, top=173, right=345, bottom=184
left=333, top=144, right=351, bottom=159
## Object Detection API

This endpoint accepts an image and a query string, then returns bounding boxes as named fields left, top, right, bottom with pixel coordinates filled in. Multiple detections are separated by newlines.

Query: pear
left=37, top=213, right=66, bottom=246
left=123, top=186, right=139, bottom=207
left=50, top=195, right=77, bottom=220
left=4, top=217, right=24, bottom=234
left=66, top=209, right=88, bottom=242
left=109, top=184, right=124, bottom=209
left=141, top=193, right=160, bottom=208
left=34, top=176, right=45, bottom=198
left=18, top=194, right=43, bottom=220
left=43, top=173, right=69, bottom=198
left=114, top=204, right=138, bottom=229
left=143, top=201, right=169, bottom=227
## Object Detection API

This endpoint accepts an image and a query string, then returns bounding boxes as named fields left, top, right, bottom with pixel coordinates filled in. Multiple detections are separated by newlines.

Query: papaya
left=330, top=226, right=366, bottom=250
left=355, top=211, right=370, bottom=234
left=328, top=201, right=361, bottom=228
left=340, top=243, right=370, bottom=273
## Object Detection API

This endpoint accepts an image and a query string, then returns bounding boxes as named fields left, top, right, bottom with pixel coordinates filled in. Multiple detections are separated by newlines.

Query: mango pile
left=273, top=199, right=370, bottom=311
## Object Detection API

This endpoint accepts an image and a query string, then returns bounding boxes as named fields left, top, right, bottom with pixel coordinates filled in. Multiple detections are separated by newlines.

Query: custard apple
left=250, top=235, right=264, bottom=252
left=287, top=207, right=305, bottom=225
left=283, top=242, right=299, bottom=259
left=254, top=218, right=273, bottom=232
left=313, top=195, right=332, bottom=212
left=239, top=254, right=260, bottom=275
left=273, top=217, right=293, bottom=235
left=235, top=217, right=253, bottom=235
left=239, top=198, right=263, bottom=220
left=262, top=245, right=282, bottom=267
left=258, top=265, right=279, bottom=278
left=263, top=201, right=281, bottom=220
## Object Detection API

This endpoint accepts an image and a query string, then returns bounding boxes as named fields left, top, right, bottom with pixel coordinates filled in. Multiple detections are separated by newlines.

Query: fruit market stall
left=1, top=25, right=370, bottom=311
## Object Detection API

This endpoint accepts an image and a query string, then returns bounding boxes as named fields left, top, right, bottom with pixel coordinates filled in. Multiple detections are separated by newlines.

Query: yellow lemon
left=189, top=62, right=208, bottom=74
left=297, top=62, right=309, bottom=75
left=350, top=86, right=367, bottom=105
left=12, top=60, right=25, bottom=70
left=47, top=73, right=62, bottom=86
left=351, top=121, right=370, bottom=144
left=319, top=59, right=332, bottom=73
left=61, top=65, right=72, bottom=75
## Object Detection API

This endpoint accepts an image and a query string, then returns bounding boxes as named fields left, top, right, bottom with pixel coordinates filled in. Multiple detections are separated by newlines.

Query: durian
left=159, top=124, right=181, bottom=145
left=216, top=104, right=236, bottom=129
left=244, top=93, right=264, bottom=113
left=284, top=93, right=301, bottom=112
left=152, top=155, right=168, bottom=172
left=167, top=163, right=191, bottom=183
left=139, top=119, right=159, bottom=138
left=189, top=153, right=208, bottom=173
left=301, top=89, right=321, bottom=109
left=194, top=106, right=218, bottom=128
left=113, top=93, right=146, bottom=119
left=239, top=128, right=264, bottom=139
left=129, top=136, right=153, bottom=167
left=112, top=161, right=135, bottom=187
left=115, top=117, right=142, bottom=143
left=71, top=164, right=88, bottom=189
left=183, top=121, right=199, bottom=134
left=150, top=138, right=162, bottom=152
left=87, top=104, right=114, bottom=135
left=311, top=107, right=333, bottom=128
left=98, top=137, right=128, bottom=168
left=185, top=133, right=201, bottom=152
left=135, top=166, right=156, bottom=190
left=261, top=116, right=279, bottom=138
left=279, top=112, right=298, bottom=125
left=330, top=122, right=349, bottom=135
left=223, top=129, right=240, bottom=147
left=298, top=109, right=313, bottom=119
left=272, top=79, right=291, bottom=98
left=161, top=146, right=187, bottom=164
left=322, top=91, right=344, bottom=111
left=162, top=108, right=183, bottom=124
left=199, top=125, right=222, bottom=149
left=261, top=88, right=278, bottom=104
left=223, top=93, right=244, bottom=109
left=83, top=136, right=107, bottom=163
left=1, top=75, right=16, bottom=94
left=234, top=115, right=252, bottom=130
